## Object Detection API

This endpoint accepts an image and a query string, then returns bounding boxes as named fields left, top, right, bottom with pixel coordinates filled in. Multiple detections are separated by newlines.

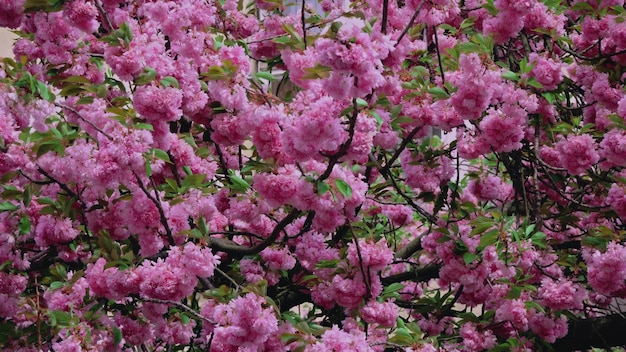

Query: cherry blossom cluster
left=1, top=0, right=626, bottom=351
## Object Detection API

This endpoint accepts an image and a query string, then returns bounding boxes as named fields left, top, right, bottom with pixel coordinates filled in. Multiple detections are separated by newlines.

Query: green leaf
left=463, top=252, right=477, bottom=265
left=182, top=174, right=207, bottom=189
left=334, top=179, right=353, bottom=199
left=48, top=310, right=72, bottom=327
left=316, top=181, right=330, bottom=195
left=502, top=71, right=519, bottom=81
left=526, top=78, right=544, bottom=89
left=381, top=282, right=404, bottom=299
left=135, top=123, right=154, bottom=131
left=505, top=286, right=522, bottom=299
left=23, top=184, right=32, bottom=208
left=478, top=229, right=499, bottom=249
left=0, top=202, right=19, bottom=212
left=428, top=87, right=450, bottom=100
left=150, top=148, right=172, bottom=164
left=470, top=217, right=495, bottom=236
left=525, top=300, right=545, bottom=313
left=160, top=76, right=180, bottom=88
left=18, top=217, right=31, bottom=235
left=254, top=71, right=278, bottom=81
left=145, top=159, right=152, bottom=177
left=355, top=98, right=368, bottom=108
left=112, top=327, right=123, bottom=345
left=49, top=281, right=64, bottom=290
left=570, top=1, right=595, bottom=11
left=134, top=67, right=157, bottom=85
left=315, top=259, right=339, bottom=269
left=531, top=231, right=547, bottom=248
left=302, top=64, right=333, bottom=79
left=227, top=170, right=250, bottom=192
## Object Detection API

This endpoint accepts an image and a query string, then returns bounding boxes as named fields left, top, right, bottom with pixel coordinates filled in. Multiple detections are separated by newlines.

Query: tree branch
left=394, top=0, right=425, bottom=47
left=394, top=229, right=429, bottom=259
left=208, top=208, right=302, bottom=257
left=381, top=264, right=440, bottom=286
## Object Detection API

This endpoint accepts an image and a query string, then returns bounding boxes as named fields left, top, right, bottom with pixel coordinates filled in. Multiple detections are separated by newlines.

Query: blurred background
left=0, top=28, right=15, bottom=58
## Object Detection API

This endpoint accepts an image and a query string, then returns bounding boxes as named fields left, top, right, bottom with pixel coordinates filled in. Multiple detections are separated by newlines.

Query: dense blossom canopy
left=1, top=0, right=626, bottom=351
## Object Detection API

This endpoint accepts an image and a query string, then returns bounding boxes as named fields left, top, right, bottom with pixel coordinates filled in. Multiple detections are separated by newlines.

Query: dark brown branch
left=381, top=0, right=389, bottom=34
left=432, top=26, right=446, bottom=89
left=301, top=0, right=307, bottom=49
left=378, top=165, right=438, bottom=223
left=58, top=103, right=113, bottom=140
left=167, top=151, right=182, bottom=188
left=318, top=96, right=360, bottom=182
left=394, top=0, right=425, bottom=47
left=133, top=172, right=175, bottom=246
left=394, top=229, right=429, bottom=259
left=37, top=167, right=78, bottom=198
left=381, top=264, right=440, bottom=286
left=380, top=126, right=422, bottom=176
left=94, top=0, right=114, bottom=34
left=207, top=208, right=302, bottom=257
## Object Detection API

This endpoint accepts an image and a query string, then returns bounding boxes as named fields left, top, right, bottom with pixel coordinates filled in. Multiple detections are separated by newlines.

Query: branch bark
left=381, top=264, right=440, bottom=286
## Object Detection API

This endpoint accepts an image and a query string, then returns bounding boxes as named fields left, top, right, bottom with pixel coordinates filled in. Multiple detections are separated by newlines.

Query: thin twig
left=380, top=126, right=422, bottom=175
left=347, top=210, right=372, bottom=299
left=433, top=26, right=447, bottom=89
left=381, top=0, right=389, bottom=34
left=215, top=267, right=241, bottom=290
left=133, top=172, right=176, bottom=246
left=58, top=103, right=113, bottom=140
left=301, top=0, right=307, bottom=49
left=142, top=298, right=216, bottom=325
left=394, top=0, right=425, bottom=47
left=94, top=0, right=114, bottom=34
left=317, top=96, right=360, bottom=182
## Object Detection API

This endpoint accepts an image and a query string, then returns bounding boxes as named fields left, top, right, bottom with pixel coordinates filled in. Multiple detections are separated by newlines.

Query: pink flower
left=166, top=242, right=220, bottom=278
left=479, top=106, right=526, bottom=153
left=555, top=134, right=599, bottom=175
left=0, top=0, right=25, bottom=28
left=347, top=238, right=394, bottom=272
left=134, top=85, right=183, bottom=122
left=114, top=313, right=154, bottom=346
left=450, top=53, right=496, bottom=119
left=600, top=129, right=626, bottom=168
left=305, top=325, right=373, bottom=352
left=618, top=95, right=626, bottom=119
left=528, top=53, right=563, bottom=90
left=459, top=323, right=497, bottom=352
left=468, top=175, right=513, bottom=202
left=44, top=276, right=89, bottom=311
left=359, top=300, right=399, bottom=327
left=607, top=183, right=626, bottom=220
left=253, top=166, right=302, bottom=207
left=207, top=293, right=279, bottom=350
left=63, top=0, right=99, bottom=33
left=538, top=278, right=586, bottom=310
left=495, top=299, right=529, bottom=331
left=528, top=311, right=568, bottom=343
left=400, top=149, right=454, bottom=193
left=136, top=259, right=196, bottom=301
left=260, top=247, right=296, bottom=271
left=34, top=216, right=79, bottom=248
left=380, top=204, right=414, bottom=227
left=583, top=241, right=626, bottom=295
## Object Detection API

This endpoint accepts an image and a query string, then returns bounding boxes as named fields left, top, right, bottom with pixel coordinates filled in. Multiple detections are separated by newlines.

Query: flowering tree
left=2, top=0, right=626, bottom=350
